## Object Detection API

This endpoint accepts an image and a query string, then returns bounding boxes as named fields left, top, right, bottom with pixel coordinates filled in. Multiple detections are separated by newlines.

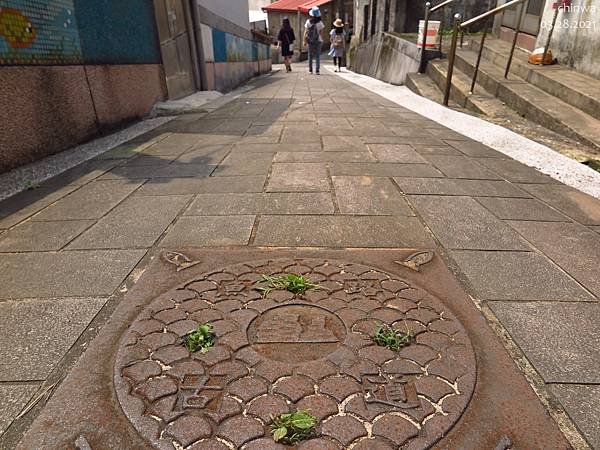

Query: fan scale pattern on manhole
left=114, top=258, right=476, bottom=450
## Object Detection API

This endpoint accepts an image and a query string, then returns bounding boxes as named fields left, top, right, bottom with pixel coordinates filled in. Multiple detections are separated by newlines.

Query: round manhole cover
left=115, top=258, right=476, bottom=450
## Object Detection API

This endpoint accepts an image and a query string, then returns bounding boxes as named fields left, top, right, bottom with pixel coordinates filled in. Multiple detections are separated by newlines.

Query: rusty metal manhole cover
left=115, top=258, right=476, bottom=449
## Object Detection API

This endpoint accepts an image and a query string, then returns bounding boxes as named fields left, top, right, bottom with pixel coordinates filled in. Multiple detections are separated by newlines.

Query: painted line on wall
left=327, top=65, right=600, bottom=199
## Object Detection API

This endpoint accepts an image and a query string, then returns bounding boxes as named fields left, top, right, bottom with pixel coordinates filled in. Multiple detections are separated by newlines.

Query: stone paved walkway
left=0, top=63, right=599, bottom=449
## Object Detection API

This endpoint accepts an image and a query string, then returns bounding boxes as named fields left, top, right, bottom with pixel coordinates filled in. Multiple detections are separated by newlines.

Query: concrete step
left=427, top=58, right=515, bottom=118
left=405, top=72, right=445, bottom=103
left=441, top=49, right=600, bottom=151
left=468, top=38, right=600, bottom=120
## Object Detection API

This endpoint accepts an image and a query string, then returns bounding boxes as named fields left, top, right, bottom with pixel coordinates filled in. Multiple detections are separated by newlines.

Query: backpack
left=332, top=33, right=344, bottom=49
left=307, top=23, right=320, bottom=45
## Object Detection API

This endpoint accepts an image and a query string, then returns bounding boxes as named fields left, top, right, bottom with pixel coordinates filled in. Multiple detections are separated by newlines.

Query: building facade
left=494, top=0, right=600, bottom=79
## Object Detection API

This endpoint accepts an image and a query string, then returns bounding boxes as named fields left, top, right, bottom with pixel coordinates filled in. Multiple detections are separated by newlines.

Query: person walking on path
left=277, top=17, right=295, bottom=73
left=328, top=18, right=346, bottom=72
left=304, top=6, right=324, bottom=75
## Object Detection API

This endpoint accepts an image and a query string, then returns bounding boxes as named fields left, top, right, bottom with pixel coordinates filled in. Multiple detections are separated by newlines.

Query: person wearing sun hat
left=304, top=6, right=325, bottom=74
left=328, top=18, right=346, bottom=72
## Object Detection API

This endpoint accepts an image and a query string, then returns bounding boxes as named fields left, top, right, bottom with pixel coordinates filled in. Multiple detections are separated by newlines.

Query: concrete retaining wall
left=198, top=21, right=272, bottom=92
left=0, top=64, right=165, bottom=173
left=536, top=0, right=600, bottom=79
left=349, top=32, right=419, bottom=85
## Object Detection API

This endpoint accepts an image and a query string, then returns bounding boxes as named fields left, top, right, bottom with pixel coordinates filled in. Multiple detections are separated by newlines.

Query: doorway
left=502, top=0, right=545, bottom=36
left=154, top=0, right=197, bottom=99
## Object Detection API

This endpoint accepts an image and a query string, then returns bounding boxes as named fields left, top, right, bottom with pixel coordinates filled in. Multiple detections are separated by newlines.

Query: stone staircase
left=406, top=38, right=600, bottom=152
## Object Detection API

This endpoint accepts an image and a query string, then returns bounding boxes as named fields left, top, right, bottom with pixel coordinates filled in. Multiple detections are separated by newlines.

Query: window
left=384, top=0, right=391, bottom=31
left=371, top=0, right=378, bottom=36
left=363, top=4, right=370, bottom=40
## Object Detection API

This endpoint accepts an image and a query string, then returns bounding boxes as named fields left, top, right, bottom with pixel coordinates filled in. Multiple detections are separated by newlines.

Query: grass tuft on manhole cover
left=181, top=323, right=215, bottom=353
left=257, top=273, right=324, bottom=297
left=270, top=410, right=317, bottom=445
left=373, top=324, right=414, bottom=351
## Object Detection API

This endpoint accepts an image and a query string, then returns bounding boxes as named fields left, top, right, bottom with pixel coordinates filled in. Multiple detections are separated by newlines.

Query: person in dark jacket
left=277, top=17, right=295, bottom=72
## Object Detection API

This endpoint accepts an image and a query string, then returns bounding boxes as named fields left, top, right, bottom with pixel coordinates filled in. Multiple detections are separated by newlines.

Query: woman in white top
left=304, top=6, right=325, bottom=74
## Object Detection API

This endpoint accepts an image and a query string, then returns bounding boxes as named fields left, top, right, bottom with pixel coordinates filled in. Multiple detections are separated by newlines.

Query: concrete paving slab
left=409, top=144, right=463, bottom=156
left=368, top=144, right=429, bottom=164
left=68, top=195, right=190, bottom=249
left=508, top=221, right=600, bottom=297
left=213, top=159, right=272, bottom=177
left=0, top=250, right=145, bottom=298
left=331, top=162, right=443, bottom=177
left=92, top=142, right=148, bottom=160
left=322, top=136, right=367, bottom=151
left=422, top=155, right=502, bottom=180
left=516, top=184, right=600, bottom=225
left=281, top=130, right=321, bottom=143
left=31, top=181, right=143, bottom=221
left=476, top=197, right=570, bottom=222
left=245, top=124, right=284, bottom=137
left=174, top=146, right=231, bottom=165
left=425, top=127, right=471, bottom=140
left=102, top=164, right=216, bottom=180
left=549, top=384, right=600, bottom=448
left=135, top=176, right=266, bottom=196
left=389, top=126, right=435, bottom=138
left=475, top=158, right=557, bottom=184
left=360, top=136, right=446, bottom=146
left=147, top=164, right=217, bottom=178
left=409, top=196, right=530, bottom=250
left=254, top=215, right=435, bottom=247
left=489, top=301, right=600, bottom=383
left=267, top=163, right=330, bottom=192
left=120, top=154, right=178, bottom=167
left=232, top=143, right=322, bottom=153
left=40, top=160, right=121, bottom=187
left=0, top=384, right=39, bottom=434
left=332, top=176, right=413, bottom=216
left=97, top=166, right=153, bottom=180
left=274, top=151, right=374, bottom=162
left=159, top=215, right=255, bottom=247
left=0, top=220, right=93, bottom=252
left=0, top=297, right=107, bottom=381
left=184, top=193, right=335, bottom=215
left=0, top=185, right=80, bottom=229
left=219, top=153, right=274, bottom=165
left=395, top=178, right=530, bottom=197
left=143, top=133, right=202, bottom=154
left=444, top=140, right=505, bottom=158
left=451, top=250, right=595, bottom=301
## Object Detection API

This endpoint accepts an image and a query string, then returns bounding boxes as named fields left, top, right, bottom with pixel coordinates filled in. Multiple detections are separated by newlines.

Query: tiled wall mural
left=0, top=0, right=82, bottom=64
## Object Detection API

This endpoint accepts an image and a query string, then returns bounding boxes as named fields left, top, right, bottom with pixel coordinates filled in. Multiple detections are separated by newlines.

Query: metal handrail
left=461, top=0, right=526, bottom=28
left=442, top=0, right=529, bottom=105
left=418, top=0, right=459, bottom=73
left=431, top=0, right=455, bottom=13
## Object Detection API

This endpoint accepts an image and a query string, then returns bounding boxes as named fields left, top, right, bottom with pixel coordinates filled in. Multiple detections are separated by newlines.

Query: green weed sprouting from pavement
left=182, top=323, right=215, bottom=353
left=257, top=273, right=324, bottom=297
left=25, top=180, right=39, bottom=190
left=373, top=324, right=414, bottom=351
left=270, top=410, right=317, bottom=444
